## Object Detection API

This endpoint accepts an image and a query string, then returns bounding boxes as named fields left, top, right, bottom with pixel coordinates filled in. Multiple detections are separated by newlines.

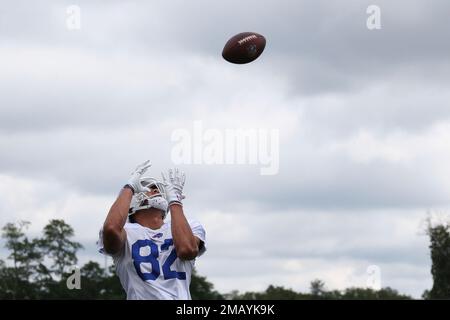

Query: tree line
left=0, top=219, right=449, bottom=299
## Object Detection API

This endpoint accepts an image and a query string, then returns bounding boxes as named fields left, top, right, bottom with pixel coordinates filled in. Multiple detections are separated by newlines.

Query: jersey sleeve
left=189, top=220, right=207, bottom=257
left=97, top=227, right=107, bottom=255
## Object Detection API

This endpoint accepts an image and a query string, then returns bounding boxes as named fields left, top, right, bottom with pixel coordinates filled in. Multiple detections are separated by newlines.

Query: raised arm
left=170, top=204, right=200, bottom=260
left=102, top=160, right=151, bottom=255
left=102, top=187, right=133, bottom=255
left=163, top=168, right=200, bottom=260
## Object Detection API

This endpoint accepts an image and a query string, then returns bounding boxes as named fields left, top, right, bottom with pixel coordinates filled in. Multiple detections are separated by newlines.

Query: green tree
left=261, top=285, right=302, bottom=300
left=310, top=279, right=326, bottom=299
left=40, top=219, right=83, bottom=278
left=228, top=285, right=310, bottom=300
left=190, top=268, right=223, bottom=299
left=0, top=259, right=17, bottom=299
left=75, top=261, right=125, bottom=299
left=339, top=287, right=411, bottom=300
left=100, top=264, right=126, bottom=299
left=426, top=223, right=450, bottom=299
left=1, top=221, right=46, bottom=299
left=58, top=261, right=110, bottom=299
left=228, top=282, right=412, bottom=300
left=240, top=285, right=305, bottom=300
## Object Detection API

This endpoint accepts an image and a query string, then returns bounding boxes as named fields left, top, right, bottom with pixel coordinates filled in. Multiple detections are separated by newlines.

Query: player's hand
left=162, top=168, right=186, bottom=206
left=125, top=160, right=152, bottom=194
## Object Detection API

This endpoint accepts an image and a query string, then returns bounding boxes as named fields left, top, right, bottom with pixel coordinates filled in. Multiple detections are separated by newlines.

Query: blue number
left=160, top=239, right=173, bottom=252
left=131, top=238, right=186, bottom=281
left=131, top=239, right=160, bottom=280
left=161, top=239, right=186, bottom=280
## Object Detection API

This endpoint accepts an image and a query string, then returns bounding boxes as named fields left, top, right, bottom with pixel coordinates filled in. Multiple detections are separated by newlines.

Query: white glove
left=161, top=168, right=186, bottom=206
left=125, top=160, right=152, bottom=194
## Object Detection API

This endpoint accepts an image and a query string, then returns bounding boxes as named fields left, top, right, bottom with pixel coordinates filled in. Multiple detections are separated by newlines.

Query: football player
left=98, top=160, right=206, bottom=300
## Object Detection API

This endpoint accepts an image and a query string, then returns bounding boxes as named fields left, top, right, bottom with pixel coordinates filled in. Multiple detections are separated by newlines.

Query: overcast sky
left=1, top=0, right=450, bottom=298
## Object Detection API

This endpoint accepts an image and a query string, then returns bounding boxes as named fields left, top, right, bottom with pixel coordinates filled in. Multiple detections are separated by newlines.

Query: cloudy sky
left=1, top=0, right=450, bottom=298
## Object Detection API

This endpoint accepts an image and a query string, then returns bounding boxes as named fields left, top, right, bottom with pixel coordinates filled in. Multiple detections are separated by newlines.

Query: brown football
left=222, top=32, right=266, bottom=64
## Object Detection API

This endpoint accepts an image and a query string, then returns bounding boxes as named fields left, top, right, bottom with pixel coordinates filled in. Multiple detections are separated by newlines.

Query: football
left=222, top=32, right=266, bottom=64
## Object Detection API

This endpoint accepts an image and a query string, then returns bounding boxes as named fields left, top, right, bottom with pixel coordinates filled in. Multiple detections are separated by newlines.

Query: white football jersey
left=98, top=220, right=206, bottom=300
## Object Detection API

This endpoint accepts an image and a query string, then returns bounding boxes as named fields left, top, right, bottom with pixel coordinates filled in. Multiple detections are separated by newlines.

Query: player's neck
left=134, top=209, right=164, bottom=230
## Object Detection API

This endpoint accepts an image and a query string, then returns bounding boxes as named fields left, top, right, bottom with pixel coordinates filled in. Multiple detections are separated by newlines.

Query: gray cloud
left=1, top=0, right=449, bottom=298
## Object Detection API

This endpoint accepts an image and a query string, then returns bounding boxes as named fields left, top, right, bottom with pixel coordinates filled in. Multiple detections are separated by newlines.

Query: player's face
left=146, top=184, right=160, bottom=197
